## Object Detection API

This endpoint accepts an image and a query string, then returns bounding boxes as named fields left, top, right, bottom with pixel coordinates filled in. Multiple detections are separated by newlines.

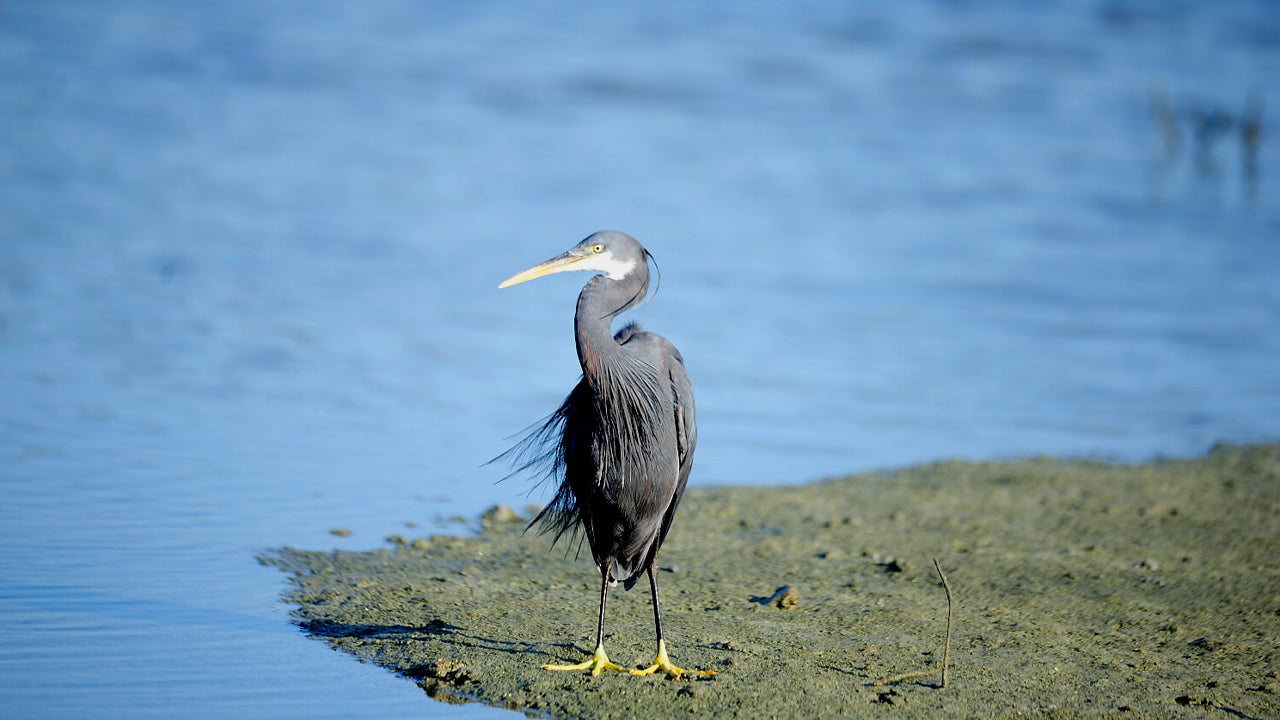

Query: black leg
left=630, top=563, right=713, bottom=677
left=647, top=565, right=665, bottom=644
left=595, top=563, right=611, bottom=648
left=541, top=561, right=625, bottom=674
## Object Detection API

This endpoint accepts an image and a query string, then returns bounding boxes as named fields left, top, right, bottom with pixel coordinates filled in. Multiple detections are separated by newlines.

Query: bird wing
left=654, top=346, right=696, bottom=551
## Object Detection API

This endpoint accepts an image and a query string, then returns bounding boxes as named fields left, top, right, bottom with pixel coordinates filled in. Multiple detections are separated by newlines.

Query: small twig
left=870, top=557, right=953, bottom=689
left=935, top=557, right=953, bottom=689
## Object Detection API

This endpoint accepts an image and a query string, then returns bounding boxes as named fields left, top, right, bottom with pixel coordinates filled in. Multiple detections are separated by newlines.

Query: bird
left=496, top=230, right=712, bottom=679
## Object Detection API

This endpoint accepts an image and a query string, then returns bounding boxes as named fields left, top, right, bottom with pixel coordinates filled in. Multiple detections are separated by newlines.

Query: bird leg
left=631, top=566, right=716, bottom=679
left=543, top=565, right=627, bottom=675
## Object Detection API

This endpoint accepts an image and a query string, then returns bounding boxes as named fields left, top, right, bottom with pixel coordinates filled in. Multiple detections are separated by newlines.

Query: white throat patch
left=580, top=253, right=638, bottom=280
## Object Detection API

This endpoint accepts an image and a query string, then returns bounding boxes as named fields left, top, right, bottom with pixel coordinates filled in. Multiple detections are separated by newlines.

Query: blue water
left=2, top=2, right=1277, bottom=718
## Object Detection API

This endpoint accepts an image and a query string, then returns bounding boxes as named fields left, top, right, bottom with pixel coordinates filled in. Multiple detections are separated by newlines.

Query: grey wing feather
left=655, top=347, right=695, bottom=552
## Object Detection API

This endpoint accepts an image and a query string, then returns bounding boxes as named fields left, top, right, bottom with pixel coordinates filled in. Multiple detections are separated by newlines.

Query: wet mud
left=264, top=443, right=1279, bottom=718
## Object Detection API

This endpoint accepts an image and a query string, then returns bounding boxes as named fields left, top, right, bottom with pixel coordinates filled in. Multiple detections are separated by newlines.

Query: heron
left=497, top=230, right=712, bottom=679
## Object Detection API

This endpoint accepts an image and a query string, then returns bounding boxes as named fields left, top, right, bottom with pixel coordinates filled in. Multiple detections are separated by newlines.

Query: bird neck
left=574, top=273, right=647, bottom=380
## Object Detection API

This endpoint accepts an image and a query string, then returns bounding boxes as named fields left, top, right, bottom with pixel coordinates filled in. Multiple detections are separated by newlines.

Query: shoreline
left=265, top=442, right=1279, bottom=718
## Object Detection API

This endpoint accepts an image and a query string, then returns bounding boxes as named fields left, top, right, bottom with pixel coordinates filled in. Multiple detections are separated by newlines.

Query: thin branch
left=869, top=557, right=953, bottom=689
left=935, top=557, right=952, bottom=689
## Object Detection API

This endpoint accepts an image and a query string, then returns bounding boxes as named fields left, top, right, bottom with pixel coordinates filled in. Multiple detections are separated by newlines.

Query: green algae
left=264, top=443, right=1280, bottom=718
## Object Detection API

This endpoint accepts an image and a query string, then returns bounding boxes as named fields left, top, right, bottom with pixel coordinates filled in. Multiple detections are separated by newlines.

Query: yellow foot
left=543, top=643, right=627, bottom=676
left=630, top=639, right=716, bottom=679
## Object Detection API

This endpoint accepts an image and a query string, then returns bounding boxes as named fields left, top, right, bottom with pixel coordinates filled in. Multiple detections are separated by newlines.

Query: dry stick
left=870, top=558, right=953, bottom=688
left=937, top=557, right=952, bottom=688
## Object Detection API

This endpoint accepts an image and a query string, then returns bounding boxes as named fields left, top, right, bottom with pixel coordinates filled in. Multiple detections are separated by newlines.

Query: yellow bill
left=498, top=252, right=585, bottom=288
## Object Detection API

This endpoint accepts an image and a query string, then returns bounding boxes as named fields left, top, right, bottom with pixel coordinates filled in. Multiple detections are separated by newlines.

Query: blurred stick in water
left=1148, top=87, right=1183, bottom=198
left=1241, top=92, right=1264, bottom=204
left=1149, top=85, right=1265, bottom=204
left=870, top=558, right=953, bottom=689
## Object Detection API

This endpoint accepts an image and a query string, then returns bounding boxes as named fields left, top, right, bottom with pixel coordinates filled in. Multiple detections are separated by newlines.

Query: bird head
left=499, top=231, right=647, bottom=288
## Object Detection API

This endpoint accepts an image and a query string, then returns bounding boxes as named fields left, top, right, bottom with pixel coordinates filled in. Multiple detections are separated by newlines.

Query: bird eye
left=591, top=244, right=604, bottom=253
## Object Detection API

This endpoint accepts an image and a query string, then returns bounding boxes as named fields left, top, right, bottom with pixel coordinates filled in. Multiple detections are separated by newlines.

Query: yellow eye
left=591, top=244, right=604, bottom=253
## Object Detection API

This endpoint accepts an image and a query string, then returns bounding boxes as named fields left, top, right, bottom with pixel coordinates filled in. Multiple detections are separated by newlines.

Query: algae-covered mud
left=265, top=444, right=1279, bottom=718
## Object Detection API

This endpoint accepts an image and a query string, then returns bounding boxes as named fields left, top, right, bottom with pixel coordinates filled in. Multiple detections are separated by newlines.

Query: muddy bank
left=264, top=443, right=1279, bottom=718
